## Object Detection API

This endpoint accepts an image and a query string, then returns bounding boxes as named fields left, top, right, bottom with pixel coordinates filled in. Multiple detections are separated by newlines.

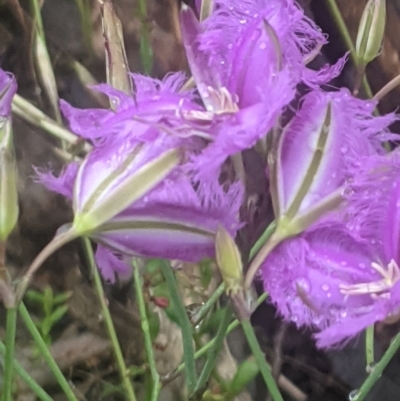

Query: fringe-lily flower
left=262, top=151, right=400, bottom=348
left=245, top=88, right=394, bottom=287
left=38, top=73, right=242, bottom=281
left=180, top=0, right=346, bottom=178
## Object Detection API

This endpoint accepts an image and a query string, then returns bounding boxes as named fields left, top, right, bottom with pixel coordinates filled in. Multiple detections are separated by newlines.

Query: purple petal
left=262, top=222, right=400, bottom=347
left=95, top=245, right=131, bottom=283
left=34, top=162, right=79, bottom=199
left=93, top=173, right=243, bottom=262
left=0, top=69, right=17, bottom=117
left=276, top=89, right=393, bottom=217
left=180, top=5, right=221, bottom=110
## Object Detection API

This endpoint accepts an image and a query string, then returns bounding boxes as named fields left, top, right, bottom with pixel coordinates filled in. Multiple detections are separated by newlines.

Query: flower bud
left=215, top=225, right=243, bottom=294
left=355, top=0, right=386, bottom=65
left=72, top=144, right=181, bottom=235
left=0, top=70, right=18, bottom=241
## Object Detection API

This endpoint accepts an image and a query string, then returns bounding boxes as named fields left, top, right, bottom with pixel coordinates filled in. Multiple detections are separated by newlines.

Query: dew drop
left=348, top=389, right=360, bottom=401
left=220, top=60, right=226, bottom=65
left=227, top=43, right=233, bottom=50
left=322, top=284, right=330, bottom=292
left=340, top=146, right=348, bottom=154
left=340, top=310, right=348, bottom=318
left=239, top=19, right=247, bottom=24
left=296, top=278, right=310, bottom=292
left=259, top=41, right=267, bottom=50
left=327, top=292, right=332, bottom=298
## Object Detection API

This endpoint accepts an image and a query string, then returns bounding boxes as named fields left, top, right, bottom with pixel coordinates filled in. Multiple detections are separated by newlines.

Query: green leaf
left=159, top=260, right=197, bottom=393
left=25, top=290, right=44, bottom=304
left=49, top=305, right=69, bottom=325
left=226, top=357, right=259, bottom=398
left=53, top=291, right=72, bottom=305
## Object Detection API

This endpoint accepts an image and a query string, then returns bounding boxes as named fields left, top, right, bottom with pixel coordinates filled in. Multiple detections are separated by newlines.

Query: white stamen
left=340, top=259, right=400, bottom=298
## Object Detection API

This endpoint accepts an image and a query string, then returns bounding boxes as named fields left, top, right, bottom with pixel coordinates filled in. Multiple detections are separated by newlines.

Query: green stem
left=162, top=293, right=268, bottom=383
left=365, top=325, right=375, bottom=370
left=159, top=260, right=196, bottom=392
left=240, top=318, right=283, bottom=401
left=245, top=232, right=283, bottom=289
left=133, top=262, right=160, bottom=401
left=353, top=332, right=400, bottom=401
left=249, top=221, right=276, bottom=260
left=191, top=282, right=225, bottom=326
left=0, top=341, right=54, bottom=401
left=19, top=303, right=79, bottom=401
left=193, top=305, right=232, bottom=394
left=325, top=0, right=373, bottom=99
left=81, top=238, right=137, bottom=401
left=137, top=0, right=153, bottom=73
left=2, top=307, right=17, bottom=401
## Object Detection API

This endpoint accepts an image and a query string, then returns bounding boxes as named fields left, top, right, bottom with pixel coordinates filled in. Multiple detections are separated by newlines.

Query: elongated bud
left=73, top=147, right=181, bottom=235
left=356, top=0, right=386, bottom=65
left=0, top=72, right=18, bottom=241
left=33, top=23, right=61, bottom=123
left=99, top=0, right=131, bottom=106
left=215, top=225, right=243, bottom=294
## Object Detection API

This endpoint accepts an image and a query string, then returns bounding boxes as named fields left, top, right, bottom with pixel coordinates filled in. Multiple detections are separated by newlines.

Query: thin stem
left=133, top=261, right=160, bottom=401
left=373, top=73, right=400, bottom=101
left=137, top=0, right=153, bottom=73
left=365, top=325, right=375, bottom=371
left=2, top=307, right=17, bottom=401
left=162, top=293, right=268, bottom=383
left=353, top=332, right=400, bottom=401
left=159, top=260, right=197, bottom=393
left=16, top=229, right=77, bottom=302
left=81, top=238, right=137, bottom=401
left=191, top=282, right=225, bottom=326
left=249, top=221, right=276, bottom=261
left=325, top=0, right=373, bottom=99
left=0, top=340, right=54, bottom=401
left=12, top=94, right=92, bottom=153
left=193, top=305, right=232, bottom=394
left=245, top=232, right=283, bottom=289
left=240, top=318, right=283, bottom=401
left=19, top=302, right=79, bottom=401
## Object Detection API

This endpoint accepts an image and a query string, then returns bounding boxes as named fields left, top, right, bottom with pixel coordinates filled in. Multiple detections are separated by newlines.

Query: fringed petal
left=34, top=163, right=79, bottom=199
left=95, top=245, right=131, bottom=283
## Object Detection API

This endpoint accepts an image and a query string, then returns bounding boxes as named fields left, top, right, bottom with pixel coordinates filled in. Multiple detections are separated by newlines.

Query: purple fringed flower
left=262, top=151, right=400, bottom=348
left=273, top=88, right=394, bottom=231
left=180, top=0, right=346, bottom=178
left=38, top=72, right=242, bottom=281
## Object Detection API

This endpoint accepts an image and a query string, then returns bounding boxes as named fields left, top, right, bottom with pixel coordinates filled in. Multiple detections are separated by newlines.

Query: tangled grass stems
left=81, top=238, right=138, bottom=401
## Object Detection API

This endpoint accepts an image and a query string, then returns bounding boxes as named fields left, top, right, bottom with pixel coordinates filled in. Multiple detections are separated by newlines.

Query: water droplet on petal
left=340, top=310, right=348, bottom=318
left=239, top=19, right=247, bottom=24
left=341, top=146, right=348, bottom=154
left=227, top=43, right=233, bottom=50
left=259, top=42, right=267, bottom=50
left=349, top=389, right=360, bottom=401
left=322, top=284, right=330, bottom=292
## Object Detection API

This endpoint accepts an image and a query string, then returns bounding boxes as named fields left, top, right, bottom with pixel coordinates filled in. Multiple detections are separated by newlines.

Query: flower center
left=181, top=86, right=239, bottom=122
left=339, top=259, right=400, bottom=299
